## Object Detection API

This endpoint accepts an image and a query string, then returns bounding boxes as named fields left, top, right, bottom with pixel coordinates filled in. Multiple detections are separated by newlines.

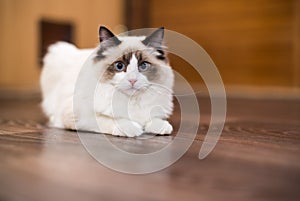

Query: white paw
left=112, top=119, right=143, bottom=137
left=62, top=110, right=78, bottom=130
left=144, top=119, right=173, bottom=135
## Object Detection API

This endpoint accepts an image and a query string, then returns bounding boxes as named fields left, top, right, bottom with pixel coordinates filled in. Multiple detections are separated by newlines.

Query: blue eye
left=139, top=61, right=151, bottom=71
left=114, top=61, right=126, bottom=71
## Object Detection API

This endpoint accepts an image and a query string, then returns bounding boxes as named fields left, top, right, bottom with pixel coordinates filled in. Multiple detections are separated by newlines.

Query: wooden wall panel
left=149, top=0, right=300, bottom=88
left=0, top=0, right=124, bottom=90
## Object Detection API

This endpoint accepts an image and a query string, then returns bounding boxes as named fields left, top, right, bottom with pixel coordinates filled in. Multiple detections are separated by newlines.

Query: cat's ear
left=142, top=27, right=164, bottom=48
left=99, top=26, right=121, bottom=46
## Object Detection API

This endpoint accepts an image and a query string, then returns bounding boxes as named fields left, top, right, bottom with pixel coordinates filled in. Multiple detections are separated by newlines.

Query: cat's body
left=40, top=26, right=174, bottom=137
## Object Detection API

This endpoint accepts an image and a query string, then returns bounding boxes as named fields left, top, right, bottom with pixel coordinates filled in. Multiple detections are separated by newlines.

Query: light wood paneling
left=149, top=0, right=300, bottom=88
left=0, top=0, right=124, bottom=89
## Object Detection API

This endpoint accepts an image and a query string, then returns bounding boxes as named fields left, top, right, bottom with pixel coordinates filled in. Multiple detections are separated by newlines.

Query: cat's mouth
left=119, top=85, right=150, bottom=96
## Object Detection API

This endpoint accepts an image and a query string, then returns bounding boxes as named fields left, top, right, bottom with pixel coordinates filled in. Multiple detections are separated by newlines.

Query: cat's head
left=94, top=26, right=174, bottom=96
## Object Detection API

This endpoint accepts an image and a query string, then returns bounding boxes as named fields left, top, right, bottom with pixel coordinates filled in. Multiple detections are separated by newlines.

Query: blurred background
left=0, top=0, right=299, bottom=98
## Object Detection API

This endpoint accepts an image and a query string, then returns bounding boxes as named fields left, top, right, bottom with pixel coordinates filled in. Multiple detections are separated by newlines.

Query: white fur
left=40, top=37, right=174, bottom=137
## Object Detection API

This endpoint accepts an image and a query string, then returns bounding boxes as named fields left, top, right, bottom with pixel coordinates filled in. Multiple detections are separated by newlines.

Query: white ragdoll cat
left=40, top=26, right=174, bottom=137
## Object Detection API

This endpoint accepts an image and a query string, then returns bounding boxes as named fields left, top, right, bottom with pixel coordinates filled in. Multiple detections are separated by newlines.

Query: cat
left=40, top=26, right=174, bottom=137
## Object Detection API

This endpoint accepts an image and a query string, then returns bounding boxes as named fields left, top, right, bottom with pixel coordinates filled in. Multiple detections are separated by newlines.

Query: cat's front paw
left=144, top=119, right=173, bottom=135
left=112, top=119, right=143, bottom=137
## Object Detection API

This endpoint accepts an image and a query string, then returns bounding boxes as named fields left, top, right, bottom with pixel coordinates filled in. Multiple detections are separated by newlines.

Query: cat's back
left=41, top=42, right=93, bottom=94
left=40, top=42, right=94, bottom=117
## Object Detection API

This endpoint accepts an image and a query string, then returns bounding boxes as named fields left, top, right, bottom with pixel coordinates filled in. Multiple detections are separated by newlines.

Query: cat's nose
left=128, top=79, right=137, bottom=86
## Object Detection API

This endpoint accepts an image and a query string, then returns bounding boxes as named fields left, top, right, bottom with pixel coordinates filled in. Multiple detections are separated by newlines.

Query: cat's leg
left=62, top=110, right=144, bottom=137
left=111, top=118, right=144, bottom=137
left=61, top=109, right=77, bottom=130
left=144, top=118, right=173, bottom=135
left=61, top=111, right=77, bottom=130
left=93, top=115, right=143, bottom=137
left=61, top=98, right=77, bottom=130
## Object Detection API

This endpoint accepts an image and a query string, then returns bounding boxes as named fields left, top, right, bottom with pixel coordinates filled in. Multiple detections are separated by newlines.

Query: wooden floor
left=0, top=96, right=299, bottom=201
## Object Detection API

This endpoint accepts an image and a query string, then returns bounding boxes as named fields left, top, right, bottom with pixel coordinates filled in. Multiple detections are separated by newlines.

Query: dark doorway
left=39, top=19, right=75, bottom=65
left=125, top=0, right=149, bottom=30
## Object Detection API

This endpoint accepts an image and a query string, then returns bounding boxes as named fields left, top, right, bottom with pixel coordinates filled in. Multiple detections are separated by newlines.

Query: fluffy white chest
left=94, top=85, right=168, bottom=125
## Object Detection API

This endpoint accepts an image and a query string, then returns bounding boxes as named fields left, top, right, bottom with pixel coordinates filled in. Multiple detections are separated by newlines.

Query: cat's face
left=95, top=26, right=173, bottom=96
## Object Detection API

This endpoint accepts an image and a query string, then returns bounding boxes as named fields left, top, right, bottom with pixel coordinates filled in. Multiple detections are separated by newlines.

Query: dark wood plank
left=0, top=97, right=299, bottom=201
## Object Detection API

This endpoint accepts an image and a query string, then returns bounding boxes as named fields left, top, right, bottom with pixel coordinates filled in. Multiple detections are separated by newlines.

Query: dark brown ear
left=99, top=26, right=121, bottom=46
left=142, top=27, right=164, bottom=48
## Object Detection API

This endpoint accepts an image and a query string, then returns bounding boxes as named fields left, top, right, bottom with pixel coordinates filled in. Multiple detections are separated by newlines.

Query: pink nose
left=128, top=79, right=137, bottom=86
